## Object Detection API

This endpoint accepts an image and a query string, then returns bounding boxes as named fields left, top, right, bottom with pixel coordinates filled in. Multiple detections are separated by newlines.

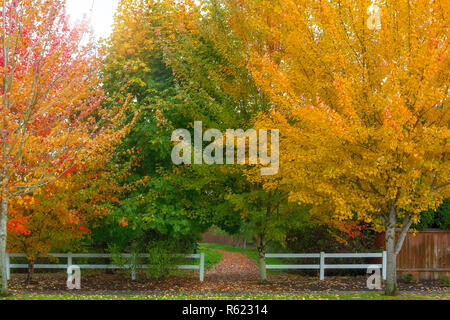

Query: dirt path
left=206, top=249, right=259, bottom=281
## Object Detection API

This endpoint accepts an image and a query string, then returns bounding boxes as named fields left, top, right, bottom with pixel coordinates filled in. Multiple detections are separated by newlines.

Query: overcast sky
left=66, top=0, right=119, bottom=39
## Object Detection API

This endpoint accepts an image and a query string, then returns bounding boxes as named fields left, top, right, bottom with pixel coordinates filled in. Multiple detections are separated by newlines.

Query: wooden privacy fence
left=376, top=229, right=450, bottom=280
left=6, top=252, right=205, bottom=282
left=266, top=252, right=387, bottom=280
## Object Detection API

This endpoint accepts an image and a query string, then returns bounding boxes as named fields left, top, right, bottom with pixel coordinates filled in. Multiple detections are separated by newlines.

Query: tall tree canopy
left=229, top=0, right=449, bottom=295
left=99, top=0, right=267, bottom=250
left=102, top=1, right=356, bottom=283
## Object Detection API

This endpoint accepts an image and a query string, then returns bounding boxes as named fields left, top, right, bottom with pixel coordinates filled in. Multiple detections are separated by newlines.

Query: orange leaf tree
left=230, top=0, right=449, bottom=295
left=7, top=154, right=125, bottom=282
left=0, top=0, right=129, bottom=295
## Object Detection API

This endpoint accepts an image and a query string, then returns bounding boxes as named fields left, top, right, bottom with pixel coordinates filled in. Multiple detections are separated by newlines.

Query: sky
left=66, top=0, right=119, bottom=39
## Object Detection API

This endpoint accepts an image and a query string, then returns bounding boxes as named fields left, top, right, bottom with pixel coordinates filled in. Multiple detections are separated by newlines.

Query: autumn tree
left=0, top=0, right=129, bottom=295
left=230, top=0, right=449, bottom=295
left=102, top=0, right=364, bottom=283
left=226, top=184, right=311, bottom=282
left=99, top=0, right=274, bottom=254
left=99, top=0, right=223, bottom=251
left=7, top=154, right=124, bottom=283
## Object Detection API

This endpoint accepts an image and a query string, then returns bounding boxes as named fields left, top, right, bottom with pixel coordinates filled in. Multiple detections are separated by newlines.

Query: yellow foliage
left=233, top=0, right=450, bottom=228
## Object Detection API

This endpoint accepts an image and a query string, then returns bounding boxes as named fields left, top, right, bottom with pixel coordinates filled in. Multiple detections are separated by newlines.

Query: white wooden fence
left=6, top=252, right=205, bottom=282
left=266, top=251, right=387, bottom=280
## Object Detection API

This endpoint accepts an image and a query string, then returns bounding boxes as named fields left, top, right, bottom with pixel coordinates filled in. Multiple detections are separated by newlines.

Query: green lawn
left=1, top=292, right=448, bottom=300
left=198, top=246, right=223, bottom=271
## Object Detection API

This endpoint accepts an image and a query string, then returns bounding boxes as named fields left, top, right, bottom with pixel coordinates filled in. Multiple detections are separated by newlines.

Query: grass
left=197, top=247, right=223, bottom=271
left=1, top=292, right=448, bottom=300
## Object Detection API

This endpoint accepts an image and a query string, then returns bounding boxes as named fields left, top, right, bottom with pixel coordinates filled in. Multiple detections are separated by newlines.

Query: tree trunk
left=0, top=196, right=8, bottom=296
left=234, top=237, right=240, bottom=248
left=255, top=235, right=267, bottom=283
left=26, top=260, right=35, bottom=284
left=385, top=205, right=399, bottom=296
left=385, top=225, right=398, bottom=295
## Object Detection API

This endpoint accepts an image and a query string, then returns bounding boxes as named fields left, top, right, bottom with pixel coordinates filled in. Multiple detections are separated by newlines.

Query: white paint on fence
left=6, top=252, right=205, bottom=282
left=265, top=251, right=387, bottom=280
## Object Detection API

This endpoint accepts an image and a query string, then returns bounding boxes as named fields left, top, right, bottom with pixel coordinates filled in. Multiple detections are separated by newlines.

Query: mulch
left=7, top=249, right=450, bottom=295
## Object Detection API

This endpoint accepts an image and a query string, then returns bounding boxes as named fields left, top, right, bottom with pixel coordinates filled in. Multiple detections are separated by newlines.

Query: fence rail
left=6, top=252, right=205, bottom=282
left=266, top=251, right=387, bottom=280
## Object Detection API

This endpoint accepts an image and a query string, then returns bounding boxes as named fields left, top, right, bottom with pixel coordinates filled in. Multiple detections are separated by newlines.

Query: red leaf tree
left=0, top=0, right=129, bottom=295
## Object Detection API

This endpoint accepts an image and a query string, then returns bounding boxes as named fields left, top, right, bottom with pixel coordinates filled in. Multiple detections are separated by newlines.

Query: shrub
left=145, top=240, right=191, bottom=280
left=402, top=274, right=413, bottom=283
left=283, top=223, right=377, bottom=276
left=441, top=276, right=450, bottom=287
left=109, top=244, right=141, bottom=279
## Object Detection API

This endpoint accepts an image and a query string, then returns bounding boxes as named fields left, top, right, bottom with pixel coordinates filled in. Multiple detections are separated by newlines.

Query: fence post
left=382, top=251, right=387, bottom=280
left=67, top=252, right=73, bottom=268
left=67, top=252, right=73, bottom=282
left=131, top=253, right=136, bottom=281
left=6, top=253, right=10, bottom=280
left=320, top=252, right=325, bottom=280
left=199, top=253, right=205, bottom=282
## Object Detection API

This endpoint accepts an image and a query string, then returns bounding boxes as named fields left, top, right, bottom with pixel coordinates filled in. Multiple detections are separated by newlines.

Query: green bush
left=107, top=240, right=193, bottom=280
left=108, top=244, right=141, bottom=279
left=145, top=240, right=191, bottom=280
left=441, top=276, right=450, bottom=287
left=283, top=223, right=377, bottom=276
left=402, top=274, right=413, bottom=283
